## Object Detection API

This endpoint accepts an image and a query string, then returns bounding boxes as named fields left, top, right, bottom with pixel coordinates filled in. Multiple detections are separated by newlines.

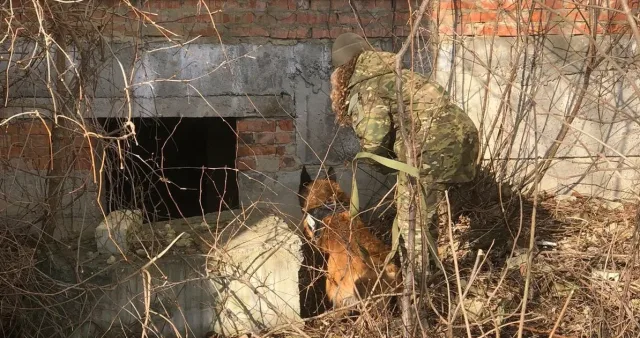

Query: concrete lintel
left=90, top=94, right=295, bottom=119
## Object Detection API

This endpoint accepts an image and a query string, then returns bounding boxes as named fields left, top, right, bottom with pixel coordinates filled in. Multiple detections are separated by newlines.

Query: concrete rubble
left=94, top=209, right=143, bottom=255
left=86, top=209, right=304, bottom=338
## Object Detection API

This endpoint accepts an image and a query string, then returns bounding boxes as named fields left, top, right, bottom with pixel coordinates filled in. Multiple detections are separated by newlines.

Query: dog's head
left=298, top=165, right=349, bottom=241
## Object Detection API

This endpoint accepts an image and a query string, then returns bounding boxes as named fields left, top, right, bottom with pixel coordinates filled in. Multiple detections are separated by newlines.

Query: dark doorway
left=99, top=117, right=239, bottom=222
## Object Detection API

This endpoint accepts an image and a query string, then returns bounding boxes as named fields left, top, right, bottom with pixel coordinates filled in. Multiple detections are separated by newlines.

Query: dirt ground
left=288, top=169, right=640, bottom=338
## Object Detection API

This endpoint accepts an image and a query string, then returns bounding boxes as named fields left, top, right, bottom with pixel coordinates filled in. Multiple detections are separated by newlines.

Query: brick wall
left=7, top=0, right=636, bottom=40
left=236, top=118, right=298, bottom=172
left=0, top=119, right=95, bottom=171
left=96, top=0, right=412, bottom=39
left=89, top=0, right=636, bottom=40
left=435, top=0, right=637, bottom=36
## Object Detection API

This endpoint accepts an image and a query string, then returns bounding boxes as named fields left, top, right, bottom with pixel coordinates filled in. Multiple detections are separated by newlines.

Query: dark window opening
left=99, top=117, right=239, bottom=222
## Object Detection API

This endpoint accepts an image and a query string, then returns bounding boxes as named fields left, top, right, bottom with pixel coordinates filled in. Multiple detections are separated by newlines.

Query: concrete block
left=208, top=214, right=304, bottom=336
left=94, top=209, right=143, bottom=255
left=77, top=210, right=304, bottom=338
left=87, top=255, right=216, bottom=338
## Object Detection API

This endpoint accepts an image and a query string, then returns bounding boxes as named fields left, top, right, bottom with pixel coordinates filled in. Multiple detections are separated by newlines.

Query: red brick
left=73, top=136, right=97, bottom=149
left=473, top=23, right=495, bottom=35
left=28, top=147, right=50, bottom=157
left=337, top=13, right=358, bottom=24
left=274, top=12, right=297, bottom=24
left=360, top=1, right=378, bottom=9
left=330, top=0, right=350, bottom=10
left=27, top=135, right=50, bottom=147
left=271, top=0, right=292, bottom=10
left=563, top=9, right=589, bottom=22
left=292, top=27, right=311, bottom=38
left=215, top=13, right=231, bottom=24
left=222, top=0, right=243, bottom=9
left=496, top=23, right=519, bottom=36
left=274, top=132, right=293, bottom=144
left=394, top=11, right=410, bottom=23
left=276, top=146, right=286, bottom=155
left=364, top=26, right=389, bottom=38
left=236, top=157, right=256, bottom=170
left=528, top=11, right=545, bottom=22
left=238, top=132, right=255, bottom=144
left=255, top=13, right=277, bottom=25
left=394, top=0, right=410, bottom=9
left=191, top=25, right=221, bottom=36
left=75, top=158, right=94, bottom=171
left=248, top=26, right=270, bottom=37
left=237, top=144, right=277, bottom=156
left=254, top=132, right=275, bottom=144
left=540, top=0, right=565, bottom=9
left=608, top=23, right=629, bottom=33
left=462, top=11, right=499, bottom=23
left=8, top=145, right=25, bottom=158
left=248, top=0, right=268, bottom=10
left=32, top=124, right=51, bottom=135
left=270, top=27, right=309, bottom=39
left=375, top=0, right=393, bottom=10
left=598, top=11, right=630, bottom=22
left=394, top=25, right=407, bottom=37
left=311, top=27, right=331, bottom=38
left=37, top=158, right=52, bottom=170
left=271, top=28, right=290, bottom=39
left=277, top=119, right=294, bottom=131
left=297, top=12, right=329, bottom=24
left=329, top=27, right=353, bottom=38
left=240, top=12, right=256, bottom=24
left=228, top=27, right=249, bottom=37
left=237, top=119, right=276, bottom=132
left=439, top=0, right=478, bottom=10
left=76, top=146, right=93, bottom=158
left=310, top=0, right=330, bottom=10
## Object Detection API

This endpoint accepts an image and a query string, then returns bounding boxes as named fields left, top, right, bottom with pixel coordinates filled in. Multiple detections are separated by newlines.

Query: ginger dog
left=298, top=166, right=402, bottom=318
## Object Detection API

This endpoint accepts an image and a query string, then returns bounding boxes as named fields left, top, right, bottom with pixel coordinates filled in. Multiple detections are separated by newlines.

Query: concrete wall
left=435, top=35, right=640, bottom=199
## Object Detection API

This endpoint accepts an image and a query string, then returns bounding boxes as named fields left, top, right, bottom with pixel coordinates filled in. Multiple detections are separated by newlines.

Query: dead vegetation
left=1, top=0, right=640, bottom=337
left=290, top=167, right=640, bottom=338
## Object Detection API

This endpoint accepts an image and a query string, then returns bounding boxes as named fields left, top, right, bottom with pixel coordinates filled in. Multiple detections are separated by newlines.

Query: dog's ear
left=298, top=166, right=312, bottom=208
left=327, top=166, right=337, bottom=182
left=300, top=165, right=312, bottom=187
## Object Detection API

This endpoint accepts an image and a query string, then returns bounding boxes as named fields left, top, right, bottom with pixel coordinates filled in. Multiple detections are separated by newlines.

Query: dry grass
left=267, top=167, right=640, bottom=338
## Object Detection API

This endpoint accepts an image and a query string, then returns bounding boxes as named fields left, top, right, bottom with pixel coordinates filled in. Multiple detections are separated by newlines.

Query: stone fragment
left=555, top=194, right=577, bottom=203
left=94, top=209, right=143, bottom=255
left=602, top=200, right=623, bottom=211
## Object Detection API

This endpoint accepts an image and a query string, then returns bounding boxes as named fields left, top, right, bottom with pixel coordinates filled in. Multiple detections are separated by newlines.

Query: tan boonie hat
left=331, top=32, right=374, bottom=68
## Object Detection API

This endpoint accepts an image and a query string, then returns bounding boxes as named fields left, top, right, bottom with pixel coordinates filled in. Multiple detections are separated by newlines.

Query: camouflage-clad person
left=329, top=33, right=480, bottom=281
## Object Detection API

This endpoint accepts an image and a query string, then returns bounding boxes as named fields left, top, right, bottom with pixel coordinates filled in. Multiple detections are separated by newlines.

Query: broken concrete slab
left=82, top=210, right=303, bottom=338
left=208, top=213, right=304, bottom=336
left=94, top=209, right=143, bottom=255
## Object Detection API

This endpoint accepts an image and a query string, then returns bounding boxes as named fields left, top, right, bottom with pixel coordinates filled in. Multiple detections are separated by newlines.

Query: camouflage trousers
left=395, top=171, right=446, bottom=286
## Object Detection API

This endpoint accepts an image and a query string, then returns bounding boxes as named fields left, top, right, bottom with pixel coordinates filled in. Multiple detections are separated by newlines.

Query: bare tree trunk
left=394, top=1, right=432, bottom=336
left=43, top=27, right=75, bottom=244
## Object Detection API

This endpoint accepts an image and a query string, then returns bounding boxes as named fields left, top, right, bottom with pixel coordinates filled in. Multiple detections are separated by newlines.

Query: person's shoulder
left=357, top=50, right=396, bottom=66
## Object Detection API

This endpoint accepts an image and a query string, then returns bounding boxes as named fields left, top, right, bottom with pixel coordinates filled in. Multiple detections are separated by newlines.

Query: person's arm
left=348, top=81, right=394, bottom=158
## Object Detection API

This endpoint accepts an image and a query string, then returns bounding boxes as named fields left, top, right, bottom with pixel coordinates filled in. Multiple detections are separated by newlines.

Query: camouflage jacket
left=345, top=51, right=479, bottom=184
